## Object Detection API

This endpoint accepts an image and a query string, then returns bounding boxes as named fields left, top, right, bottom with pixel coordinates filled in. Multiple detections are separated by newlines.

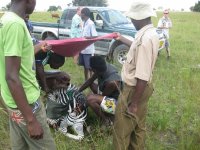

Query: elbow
left=6, top=74, right=19, bottom=85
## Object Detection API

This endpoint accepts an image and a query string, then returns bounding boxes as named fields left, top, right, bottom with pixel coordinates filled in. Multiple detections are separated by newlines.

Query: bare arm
left=90, top=83, right=98, bottom=94
left=78, top=73, right=98, bottom=92
left=34, top=43, right=43, bottom=54
left=128, top=78, right=147, bottom=113
left=102, top=81, right=119, bottom=96
left=115, top=33, right=132, bottom=47
left=5, top=56, right=43, bottom=139
left=36, top=63, right=49, bottom=93
left=34, top=42, right=51, bottom=55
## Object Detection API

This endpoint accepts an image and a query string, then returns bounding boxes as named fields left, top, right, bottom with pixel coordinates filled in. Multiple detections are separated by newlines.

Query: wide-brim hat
left=125, top=1, right=157, bottom=20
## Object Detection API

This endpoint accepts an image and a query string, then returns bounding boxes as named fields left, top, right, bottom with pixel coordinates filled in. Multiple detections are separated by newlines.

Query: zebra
left=46, top=83, right=87, bottom=140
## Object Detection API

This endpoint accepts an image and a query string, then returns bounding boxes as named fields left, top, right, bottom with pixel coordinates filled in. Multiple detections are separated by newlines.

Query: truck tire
left=113, top=44, right=129, bottom=68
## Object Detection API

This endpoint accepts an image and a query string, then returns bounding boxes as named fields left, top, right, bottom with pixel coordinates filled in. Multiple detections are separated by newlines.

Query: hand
left=114, top=32, right=122, bottom=41
left=128, top=102, right=138, bottom=114
left=27, top=117, right=44, bottom=140
left=78, top=22, right=83, bottom=28
left=40, top=42, right=52, bottom=52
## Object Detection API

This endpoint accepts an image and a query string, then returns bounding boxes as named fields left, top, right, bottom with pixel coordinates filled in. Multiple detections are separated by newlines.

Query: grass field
left=0, top=11, right=200, bottom=150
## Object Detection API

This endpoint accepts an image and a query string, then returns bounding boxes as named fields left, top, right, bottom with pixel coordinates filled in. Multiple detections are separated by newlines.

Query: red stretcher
left=45, top=33, right=118, bottom=57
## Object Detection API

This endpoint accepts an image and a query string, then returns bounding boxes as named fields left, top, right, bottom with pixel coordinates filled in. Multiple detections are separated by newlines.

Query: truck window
left=91, top=12, right=102, bottom=22
left=60, top=10, right=67, bottom=24
left=61, top=9, right=76, bottom=28
left=66, top=10, right=76, bottom=20
left=101, top=10, right=130, bottom=25
left=91, top=12, right=104, bottom=28
left=90, top=12, right=95, bottom=22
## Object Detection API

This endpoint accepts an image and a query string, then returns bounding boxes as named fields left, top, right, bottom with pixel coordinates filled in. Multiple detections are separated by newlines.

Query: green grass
left=30, top=11, right=62, bottom=23
left=0, top=11, right=200, bottom=150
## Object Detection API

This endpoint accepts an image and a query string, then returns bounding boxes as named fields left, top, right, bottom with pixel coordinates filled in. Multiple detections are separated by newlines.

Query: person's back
left=97, top=63, right=121, bottom=99
left=79, top=56, right=121, bottom=124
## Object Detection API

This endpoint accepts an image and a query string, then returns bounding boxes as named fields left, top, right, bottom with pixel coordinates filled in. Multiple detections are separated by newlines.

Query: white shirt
left=81, top=18, right=98, bottom=54
left=157, top=16, right=172, bottom=39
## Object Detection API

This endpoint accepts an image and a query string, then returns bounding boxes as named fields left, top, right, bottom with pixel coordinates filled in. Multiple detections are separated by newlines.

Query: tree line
left=2, top=0, right=200, bottom=12
left=190, top=1, right=200, bottom=12
left=1, top=0, right=108, bottom=11
left=48, top=0, right=108, bottom=11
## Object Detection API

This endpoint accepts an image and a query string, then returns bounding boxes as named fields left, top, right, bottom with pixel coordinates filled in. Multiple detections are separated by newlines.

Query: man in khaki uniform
left=113, top=1, right=159, bottom=150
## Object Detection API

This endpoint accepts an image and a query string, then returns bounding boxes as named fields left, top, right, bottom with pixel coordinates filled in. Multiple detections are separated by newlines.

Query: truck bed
left=31, top=21, right=66, bottom=29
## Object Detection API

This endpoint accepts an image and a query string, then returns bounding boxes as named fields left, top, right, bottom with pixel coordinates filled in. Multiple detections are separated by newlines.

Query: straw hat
left=125, top=1, right=157, bottom=20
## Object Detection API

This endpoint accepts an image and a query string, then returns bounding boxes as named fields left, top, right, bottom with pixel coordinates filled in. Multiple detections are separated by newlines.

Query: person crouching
left=79, top=56, right=122, bottom=125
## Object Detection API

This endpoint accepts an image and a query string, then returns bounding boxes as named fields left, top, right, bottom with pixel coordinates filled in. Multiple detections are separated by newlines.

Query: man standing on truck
left=0, top=0, right=56, bottom=149
left=113, top=1, right=159, bottom=150
left=70, top=7, right=82, bottom=64
left=79, top=7, right=98, bottom=81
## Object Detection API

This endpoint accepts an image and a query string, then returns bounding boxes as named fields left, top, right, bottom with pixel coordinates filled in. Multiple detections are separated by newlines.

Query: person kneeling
left=79, top=56, right=122, bottom=125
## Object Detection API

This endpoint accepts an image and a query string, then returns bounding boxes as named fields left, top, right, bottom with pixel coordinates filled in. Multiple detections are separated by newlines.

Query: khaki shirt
left=122, top=24, right=159, bottom=86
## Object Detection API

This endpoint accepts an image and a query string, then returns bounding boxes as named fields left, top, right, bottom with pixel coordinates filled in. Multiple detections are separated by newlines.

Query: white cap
left=125, top=1, right=157, bottom=20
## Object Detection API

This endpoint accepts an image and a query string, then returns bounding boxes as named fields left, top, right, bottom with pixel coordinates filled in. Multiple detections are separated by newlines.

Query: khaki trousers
left=113, top=83, right=153, bottom=150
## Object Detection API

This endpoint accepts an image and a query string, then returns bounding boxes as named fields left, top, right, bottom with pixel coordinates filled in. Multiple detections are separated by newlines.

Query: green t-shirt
left=0, top=12, right=40, bottom=108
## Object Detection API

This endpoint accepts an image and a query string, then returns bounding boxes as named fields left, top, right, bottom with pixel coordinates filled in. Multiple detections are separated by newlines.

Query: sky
left=0, top=0, right=199, bottom=11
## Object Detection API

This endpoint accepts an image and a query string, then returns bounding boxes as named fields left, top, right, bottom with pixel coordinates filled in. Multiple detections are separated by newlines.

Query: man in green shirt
left=0, top=0, right=56, bottom=149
